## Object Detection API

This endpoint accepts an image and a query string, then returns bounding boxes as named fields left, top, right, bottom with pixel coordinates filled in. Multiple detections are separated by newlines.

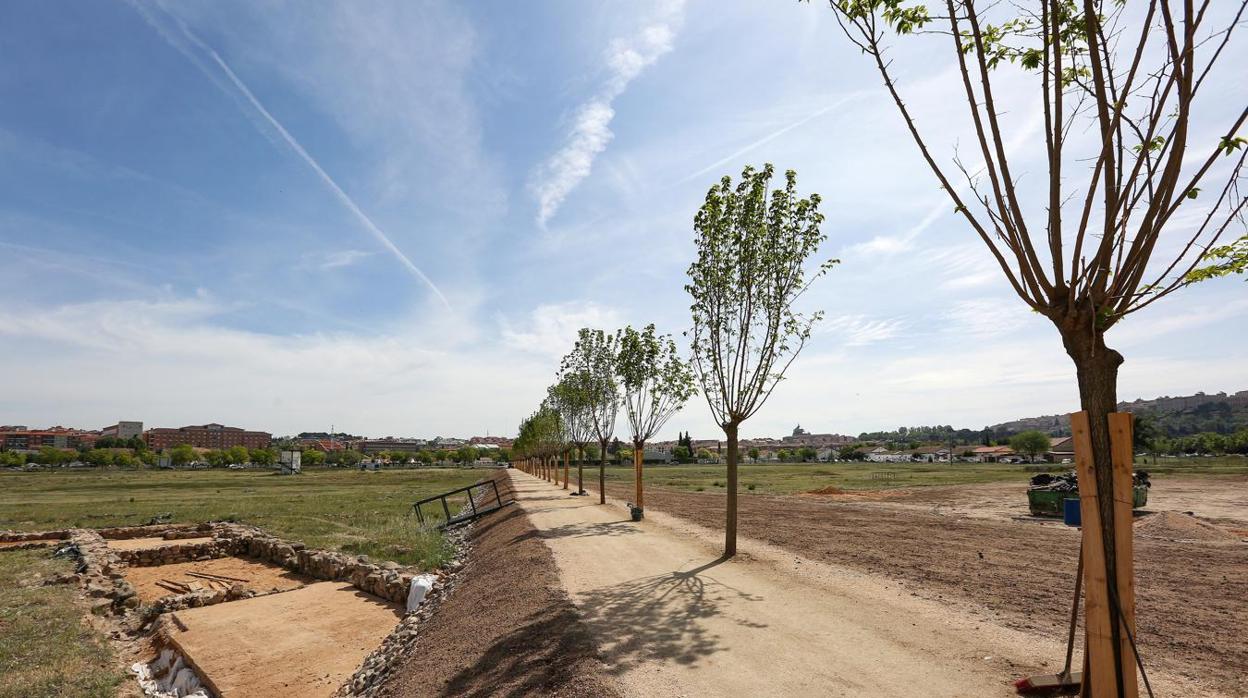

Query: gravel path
left=599, top=477, right=1245, bottom=697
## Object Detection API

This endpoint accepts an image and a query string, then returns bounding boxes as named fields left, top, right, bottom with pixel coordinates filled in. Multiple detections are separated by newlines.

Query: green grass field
left=0, top=467, right=491, bottom=568
left=600, top=456, right=1248, bottom=495
left=0, top=549, right=122, bottom=698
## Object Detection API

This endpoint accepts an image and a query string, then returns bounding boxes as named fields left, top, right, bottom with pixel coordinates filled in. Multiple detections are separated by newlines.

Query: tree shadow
left=439, top=603, right=615, bottom=698
left=576, top=555, right=768, bottom=673
left=509, top=520, right=641, bottom=544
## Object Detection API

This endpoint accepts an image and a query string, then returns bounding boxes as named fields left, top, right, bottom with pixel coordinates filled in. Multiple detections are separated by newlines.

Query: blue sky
left=1, top=0, right=1245, bottom=439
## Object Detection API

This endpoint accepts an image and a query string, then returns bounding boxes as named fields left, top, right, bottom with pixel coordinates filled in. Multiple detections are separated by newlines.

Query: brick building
left=0, top=427, right=97, bottom=452
left=144, top=423, right=271, bottom=451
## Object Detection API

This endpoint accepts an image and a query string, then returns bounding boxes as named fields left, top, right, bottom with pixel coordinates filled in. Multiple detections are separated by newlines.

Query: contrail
left=678, top=92, right=867, bottom=186
left=129, top=3, right=450, bottom=311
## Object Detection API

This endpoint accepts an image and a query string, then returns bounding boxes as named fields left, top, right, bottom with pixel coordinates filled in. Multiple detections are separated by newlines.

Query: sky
left=1, top=1, right=1245, bottom=441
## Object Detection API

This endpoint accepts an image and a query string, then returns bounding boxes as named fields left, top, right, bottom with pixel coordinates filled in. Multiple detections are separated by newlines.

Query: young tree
left=1009, top=430, right=1052, bottom=462
left=550, top=369, right=596, bottom=494
left=616, top=324, right=697, bottom=517
left=748, top=447, right=761, bottom=462
left=302, top=449, right=327, bottom=466
left=686, top=163, right=835, bottom=556
left=565, top=328, right=621, bottom=504
left=827, top=0, right=1247, bottom=691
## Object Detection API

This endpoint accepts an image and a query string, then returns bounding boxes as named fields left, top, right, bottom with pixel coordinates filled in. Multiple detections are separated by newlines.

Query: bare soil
left=124, top=555, right=310, bottom=603
left=167, top=581, right=403, bottom=698
left=381, top=472, right=622, bottom=698
left=606, top=475, right=1248, bottom=696
left=105, top=536, right=215, bottom=551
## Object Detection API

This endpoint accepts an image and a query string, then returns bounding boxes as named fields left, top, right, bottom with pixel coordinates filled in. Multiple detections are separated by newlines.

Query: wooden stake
left=634, top=446, right=644, bottom=510
left=1071, top=411, right=1116, bottom=698
left=1108, top=413, right=1140, bottom=698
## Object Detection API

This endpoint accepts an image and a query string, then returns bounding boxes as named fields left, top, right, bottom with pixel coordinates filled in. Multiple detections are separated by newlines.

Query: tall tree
left=565, top=328, right=621, bottom=504
left=616, top=324, right=697, bottom=517
left=549, top=371, right=595, bottom=494
left=686, top=163, right=835, bottom=556
left=827, top=0, right=1246, bottom=692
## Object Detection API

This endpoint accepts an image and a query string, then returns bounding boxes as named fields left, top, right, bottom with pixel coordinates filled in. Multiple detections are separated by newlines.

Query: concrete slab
left=166, top=581, right=402, bottom=697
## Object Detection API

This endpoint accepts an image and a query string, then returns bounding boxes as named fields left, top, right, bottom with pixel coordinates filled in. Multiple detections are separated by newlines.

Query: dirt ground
left=166, top=581, right=402, bottom=698
left=124, top=556, right=310, bottom=603
left=605, top=475, right=1248, bottom=696
left=106, top=536, right=215, bottom=551
left=381, top=472, right=622, bottom=698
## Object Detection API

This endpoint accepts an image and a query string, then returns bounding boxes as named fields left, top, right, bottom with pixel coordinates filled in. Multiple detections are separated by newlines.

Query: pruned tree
left=565, top=328, right=621, bottom=504
left=826, top=0, right=1247, bottom=692
left=686, top=163, right=835, bottom=556
left=616, top=324, right=697, bottom=516
left=549, top=369, right=596, bottom=494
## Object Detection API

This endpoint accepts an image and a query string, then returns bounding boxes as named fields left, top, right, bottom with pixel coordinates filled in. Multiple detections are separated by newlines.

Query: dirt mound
left=806, top=486, right=846, bottom=495
left=1135, top=511, right=1241, bottom=542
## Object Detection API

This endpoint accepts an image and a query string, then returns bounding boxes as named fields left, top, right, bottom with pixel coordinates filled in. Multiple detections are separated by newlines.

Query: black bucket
left=630, top=505, right=644, bottom=521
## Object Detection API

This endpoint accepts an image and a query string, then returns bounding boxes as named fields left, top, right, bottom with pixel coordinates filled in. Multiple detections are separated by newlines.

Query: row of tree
left=515, top=163, right=835, bottom=556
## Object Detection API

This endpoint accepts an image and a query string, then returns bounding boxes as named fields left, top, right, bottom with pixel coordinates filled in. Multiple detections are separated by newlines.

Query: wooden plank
left=1108, top=412, right=1140, bottom=698
left=1071, top=410, right=1118, bottom=698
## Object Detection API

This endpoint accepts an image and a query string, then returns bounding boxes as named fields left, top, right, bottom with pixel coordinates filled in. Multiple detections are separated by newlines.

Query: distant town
left=5, top=386, right=1246, bottom=469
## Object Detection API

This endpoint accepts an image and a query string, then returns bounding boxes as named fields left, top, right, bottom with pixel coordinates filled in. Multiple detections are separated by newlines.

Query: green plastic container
left=1027, top=485, right=1148, bottom=517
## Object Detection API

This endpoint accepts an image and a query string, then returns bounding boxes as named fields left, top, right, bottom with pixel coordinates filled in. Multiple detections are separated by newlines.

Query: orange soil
left=126, top=556, right=311, bottom=603
left=167, top=582, right=402, bottom=697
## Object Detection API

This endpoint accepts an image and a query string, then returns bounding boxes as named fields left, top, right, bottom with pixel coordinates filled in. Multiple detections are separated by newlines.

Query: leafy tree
left=837, top=444, right=863, bottom=461
left=249, top=448, right=276, bottom=466
left=696, top=447, right=714, bottom=462
left=204, top=449, right=229, bottom=467
left=337, top=449, right=364, bottom=467
left=83, top=449, right=114, bottom=467
left=1187, top=235, right=1248, bottom=283
left=798, top=447, right=818, bottom=462
left=565, top=328, right=620, bottom=503
left=549, top=367, right=597, bottom=493
left=0, top=451, right=27, bottom=467
left=226, top=446, right=250, bottom=464
left=748, top=447, right=761, bottom=462
left=168, top=444, right=196, bottom=467
left=456, top=446, right=480, bottom=464
left=827, top=2, right=1248, bottom=685
left=672, top=446, right=691, bottom=463
left=687, top=163, right=833, bottom=556
left=777, top=449, right=792, bottom=463
left=1009, top=430, right=1052, bottom=462
left=302, top=449, right=326, bottom=466
left=616, top=324, right=697, bottom=515
left=496, top=448, right=511, bottom=463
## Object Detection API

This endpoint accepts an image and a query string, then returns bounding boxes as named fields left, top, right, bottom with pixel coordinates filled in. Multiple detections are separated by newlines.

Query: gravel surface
left=381, top=473, right=621, bottom=698
left=606, top=478, right=1248, bottom=696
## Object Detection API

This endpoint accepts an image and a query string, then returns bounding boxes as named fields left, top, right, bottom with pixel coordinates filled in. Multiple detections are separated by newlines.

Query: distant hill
left=990, top=390, right=1248, bottom=437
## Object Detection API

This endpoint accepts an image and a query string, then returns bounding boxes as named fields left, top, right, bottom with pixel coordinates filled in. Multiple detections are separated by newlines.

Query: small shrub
left=747, top=483, right=756, bottom=491
left=695, top=487, right=705, bottom=492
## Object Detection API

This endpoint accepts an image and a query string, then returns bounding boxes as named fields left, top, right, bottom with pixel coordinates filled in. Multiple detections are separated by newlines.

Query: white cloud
left=0, top=294, right=549, bottom=437
left=303, top=249, right=373, bottom=271
left=499, top=301, right=624, bottom=359
left=822, top=314, right=906, bottom=346
left=530, top=2, right=686, bottom=227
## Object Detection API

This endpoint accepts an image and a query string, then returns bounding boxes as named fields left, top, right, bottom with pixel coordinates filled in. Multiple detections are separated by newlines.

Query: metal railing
left=413, top=478, right=511, bottom=528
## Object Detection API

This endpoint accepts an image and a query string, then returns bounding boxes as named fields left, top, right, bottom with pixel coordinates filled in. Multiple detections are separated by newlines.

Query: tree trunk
left=1063, top=329, right=1130, bottom=697
left=634, top=441, right=645, bottom=513
left=724, top=422, right=739, bottom=557
left=598, top=438, right=608, bottom=504
left=563, top=451, right=569, bottom=489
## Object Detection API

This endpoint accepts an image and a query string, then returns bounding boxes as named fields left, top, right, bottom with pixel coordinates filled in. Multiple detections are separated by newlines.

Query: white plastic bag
left=406, top=574, right=437, bottom=612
